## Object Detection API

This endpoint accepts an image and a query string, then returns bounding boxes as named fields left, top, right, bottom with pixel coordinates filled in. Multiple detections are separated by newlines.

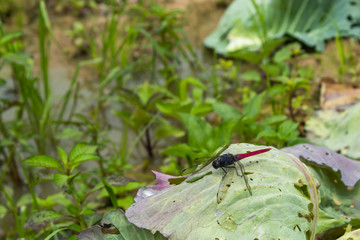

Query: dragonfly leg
left=221, top=167, right=227, bottom=178
left=224, top=165, right=240, bottom=176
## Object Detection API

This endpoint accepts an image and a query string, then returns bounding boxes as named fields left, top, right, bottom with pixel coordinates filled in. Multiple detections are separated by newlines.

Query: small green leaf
left=0, top=205, right=8, bottom=219
left=278, top=120, right=299, bottom=140
left=56, top=127, right=84, bottom=140
left=213, top=102, right=241, bottom=121
left=24, top=155, right=64, bottom=173
left=101, top=178, right=118, bottom=208
left=69, top=144, right=97, bottom=163
left=274, top=45, right=293, bottom=63
left=57, top=146, right=68, bottom=167
left=155, top=122, right=185, bottom=139
left=0, top=138, right=14, bottom=147
left=161, top=143, right=196, bottom=159
left=24, top=210, right=64, bottom=230
left=256, top=129, right=278, bottom=139
left=53, top=173, right=68, bottom=189
left=241, top=71, right=261, bottom=82
left=179, top=113, right=212, bottom=148
left=16, top=194, right=32, bottom=207
left=117, top=196, right=134, bottom=209
left=0, top=31, right=22, bottom=46
left=190, top=103, right=213, bottom=116
left=242, top=93, right=264, bottom=122
left=69, top=154, right=99, bottom=171
left=260, top=115, right=287, bottom=125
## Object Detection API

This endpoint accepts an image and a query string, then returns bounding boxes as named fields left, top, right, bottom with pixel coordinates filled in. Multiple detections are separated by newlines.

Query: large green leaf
left=125, top=144, right=319, bottom=239
left=205, top=0, right=360, bottom=56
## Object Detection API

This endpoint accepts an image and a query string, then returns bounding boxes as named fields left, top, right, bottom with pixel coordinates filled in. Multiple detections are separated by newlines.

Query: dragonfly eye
left=212, top=159, right=220, bottom=169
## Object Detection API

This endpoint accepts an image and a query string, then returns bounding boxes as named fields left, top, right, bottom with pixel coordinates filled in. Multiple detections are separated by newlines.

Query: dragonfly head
left=212, top=158, right=221, bottom=169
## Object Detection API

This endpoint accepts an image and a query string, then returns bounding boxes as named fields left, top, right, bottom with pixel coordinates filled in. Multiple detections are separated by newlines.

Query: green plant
left=113, top=81, right=185, bottom=168
left=21, top=144, right=99, bottom=238
left=128, top=2, right=197, bottom=81
left=261, top=43, right=313, bottom=121
left=20, top=143, right=142, bottom=239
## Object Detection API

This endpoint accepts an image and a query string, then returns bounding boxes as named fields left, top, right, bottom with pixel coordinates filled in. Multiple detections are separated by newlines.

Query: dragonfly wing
left=236, top=161, right=252, bottom=196
left=216, top=167, right=235, bottom=204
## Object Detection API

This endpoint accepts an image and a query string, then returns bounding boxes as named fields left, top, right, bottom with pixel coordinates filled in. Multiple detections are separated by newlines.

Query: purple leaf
left=282, top=144, right=360, bottom=187
left=134, top=171, right=185, bottom=202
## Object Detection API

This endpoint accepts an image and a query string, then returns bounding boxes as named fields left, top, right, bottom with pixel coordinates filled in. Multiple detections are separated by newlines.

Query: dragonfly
left=212, top=147, right=272, bottom=197
left=186, top=145, right=271, bottom=202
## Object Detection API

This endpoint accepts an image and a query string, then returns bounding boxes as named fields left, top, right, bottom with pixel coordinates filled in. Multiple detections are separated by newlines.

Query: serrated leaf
left=53, top=173, right=68, bottom=189
left=69, top=154, right=99, bottom=172
left=24, top=155, right=64, bottom=173
left=69, top=144, right=97, bottom=163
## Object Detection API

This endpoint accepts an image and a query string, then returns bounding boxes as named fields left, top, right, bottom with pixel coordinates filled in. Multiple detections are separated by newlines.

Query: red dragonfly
left=184, top=145, right=271, bottom=201
left=211, top=148, right=272, bottom=196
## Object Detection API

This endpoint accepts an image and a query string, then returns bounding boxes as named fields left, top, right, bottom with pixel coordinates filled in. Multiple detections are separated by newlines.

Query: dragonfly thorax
left=212, top=153, right=236, bottom=169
